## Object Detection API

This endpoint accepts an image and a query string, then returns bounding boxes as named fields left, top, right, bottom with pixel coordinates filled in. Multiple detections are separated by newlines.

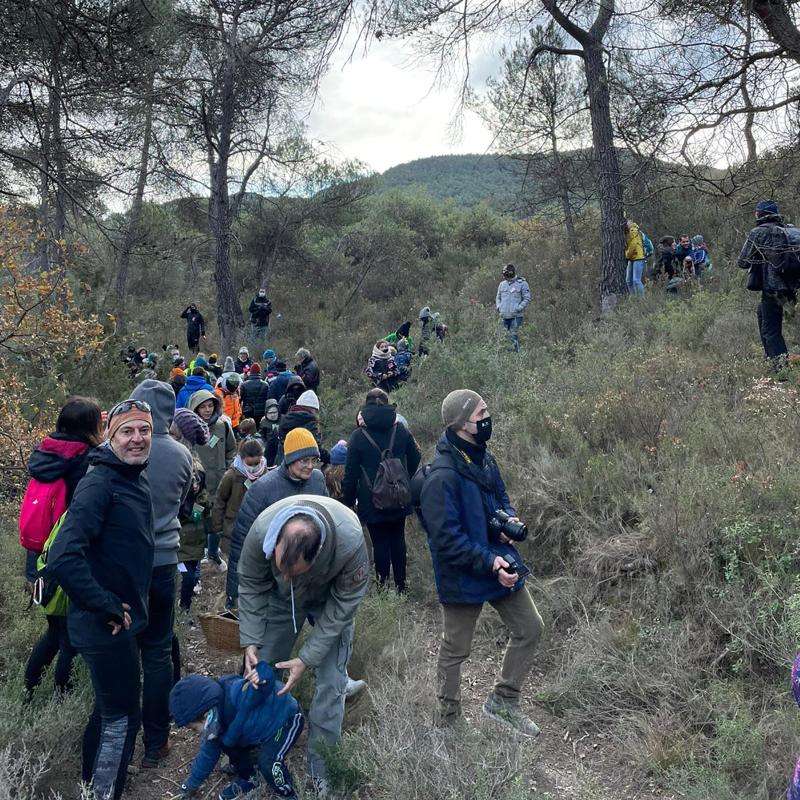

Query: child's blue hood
left=170, top=674, right=225, bottom=726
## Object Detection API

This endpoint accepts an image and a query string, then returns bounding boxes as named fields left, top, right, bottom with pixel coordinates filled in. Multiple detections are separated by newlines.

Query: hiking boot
left=141, top=740, right=172, bottom=768
left=481, top=696, right=540, bottom=738
left=218, top=778, right=256, bottom=800
left=345, top=677, right=366, bottom=700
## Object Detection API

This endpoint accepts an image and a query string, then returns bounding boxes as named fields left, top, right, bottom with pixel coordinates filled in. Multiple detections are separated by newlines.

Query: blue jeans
left=179, top=561, right=200, bottom=610
left=502, top=316, right=523, bottom=351
left=626, top=260, right=646, bottom=296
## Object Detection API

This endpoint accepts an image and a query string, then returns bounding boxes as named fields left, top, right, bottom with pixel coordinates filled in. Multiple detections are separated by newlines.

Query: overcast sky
left=307, top=34, right=506, bottom=174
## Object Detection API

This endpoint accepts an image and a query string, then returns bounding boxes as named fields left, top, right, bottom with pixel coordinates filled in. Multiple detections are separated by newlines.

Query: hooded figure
left=277, top=375, right=306, bottom=416
left=188, top=390, right=237, bottom=497
left=294, top=348, right=320, bottom=392
left=176, top=371, right=214, bottom=409
left=248, top=290, right=272, bottom=331
left=180, top=304, right=205, bottom=352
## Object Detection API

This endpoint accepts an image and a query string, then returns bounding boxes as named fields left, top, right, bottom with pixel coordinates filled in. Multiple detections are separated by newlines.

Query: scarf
left=372, top=344, right=390, bottom=359
left=233, top=454, right=267, bottom=481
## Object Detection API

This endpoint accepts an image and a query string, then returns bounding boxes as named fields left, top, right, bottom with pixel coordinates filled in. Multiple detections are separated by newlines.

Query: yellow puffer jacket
left=625, top=223, right=645, bottom=261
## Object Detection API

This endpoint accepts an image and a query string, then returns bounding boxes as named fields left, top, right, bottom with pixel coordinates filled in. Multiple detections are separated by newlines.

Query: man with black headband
left=419, top=389, right=544, bottom=736
left=237, top=495, right=369, bottom=794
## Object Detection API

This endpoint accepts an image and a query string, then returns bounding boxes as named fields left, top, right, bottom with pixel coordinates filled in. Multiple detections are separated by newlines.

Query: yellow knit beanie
left=283, top=428, right=319, bottom=465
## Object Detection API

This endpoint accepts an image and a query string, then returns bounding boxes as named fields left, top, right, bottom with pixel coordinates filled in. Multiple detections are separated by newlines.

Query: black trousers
left=366, top=517, right=407, bottom=591
left=758, top=293, right=788, bottom=360
left=25, top=614, right=76, bottom=693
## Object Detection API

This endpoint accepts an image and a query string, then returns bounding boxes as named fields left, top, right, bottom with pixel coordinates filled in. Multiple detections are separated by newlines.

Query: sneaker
left=193, top=581, right=202, bottom=595
left=345, top=677, right=366, bottom=700
left=481, top=696, right=540, bottom=738
left=211, top=554, right=228, bottom=574
left=141, top=740, right=172, bottom=768
left=218, top=778, right=256, bottom=800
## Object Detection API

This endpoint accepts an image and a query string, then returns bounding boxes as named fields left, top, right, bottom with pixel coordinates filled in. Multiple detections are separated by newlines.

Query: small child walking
left=177, top=457, right=211, bottom=624
left=211, top=439, right=268, bottom=556
left=170, top=661, right=304, bottom=799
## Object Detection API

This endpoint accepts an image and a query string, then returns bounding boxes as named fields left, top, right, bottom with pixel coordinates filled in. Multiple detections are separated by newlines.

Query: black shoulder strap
left=360, top=428, right=382, bottom=456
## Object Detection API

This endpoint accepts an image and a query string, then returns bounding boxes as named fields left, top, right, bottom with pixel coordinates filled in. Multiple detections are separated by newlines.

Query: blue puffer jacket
left=170, top=662, right=299, bottom=791
left=419, top=432, right=524, bottom=605
left=176, top=374, right=214, bottom=409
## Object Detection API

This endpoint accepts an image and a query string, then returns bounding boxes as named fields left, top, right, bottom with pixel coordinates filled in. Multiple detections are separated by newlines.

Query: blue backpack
left=640, top=230, right=654, bottom=258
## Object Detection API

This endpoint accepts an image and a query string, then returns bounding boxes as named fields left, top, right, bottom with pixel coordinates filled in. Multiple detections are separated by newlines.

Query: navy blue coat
left=170, top=662, right=299, bottom=791
left=419, top=432, right=523, bottom=605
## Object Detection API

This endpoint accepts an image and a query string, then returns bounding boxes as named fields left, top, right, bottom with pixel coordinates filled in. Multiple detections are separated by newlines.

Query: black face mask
left=474, top=416, right=492, bottom=443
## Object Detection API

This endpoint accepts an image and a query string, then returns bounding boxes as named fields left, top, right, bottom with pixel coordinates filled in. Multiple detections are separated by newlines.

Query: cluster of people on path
left=21, top=305, right=545, bottom=800
left=624, top=222, right=712, bottom=297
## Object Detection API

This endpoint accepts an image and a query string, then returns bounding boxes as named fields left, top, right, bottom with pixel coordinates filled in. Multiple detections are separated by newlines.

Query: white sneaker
left=345, top=678, right=366, bottom=699
left=211, top=556, right=228, bottom=574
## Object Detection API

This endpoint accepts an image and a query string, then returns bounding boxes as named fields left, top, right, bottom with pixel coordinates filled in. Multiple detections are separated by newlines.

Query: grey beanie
left=441, top=389, right=484, bottom=429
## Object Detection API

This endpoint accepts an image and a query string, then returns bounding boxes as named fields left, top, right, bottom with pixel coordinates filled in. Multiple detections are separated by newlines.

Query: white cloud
left=308, top=36, right=502, bottom=173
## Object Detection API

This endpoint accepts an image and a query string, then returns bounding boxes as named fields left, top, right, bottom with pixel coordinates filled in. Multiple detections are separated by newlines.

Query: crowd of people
left=21, top=312, right=542, bottom=800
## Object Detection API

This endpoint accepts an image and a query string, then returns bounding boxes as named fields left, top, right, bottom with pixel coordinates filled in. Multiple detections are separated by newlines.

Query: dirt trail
left=122, top=565, right=672, bottom=800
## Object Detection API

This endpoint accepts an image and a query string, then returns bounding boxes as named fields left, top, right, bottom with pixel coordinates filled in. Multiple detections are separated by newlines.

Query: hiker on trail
left=168, top=409, right=211, bottom=631
left=262, top=349, right=278, bottom=376
left=180, top=304, right=206, bottom=354
left=418, top=389, right=544, bottom=734
left=188, top=390, right=236, bottom=571
left=206, top=353, right=222, bottom=380
left=214, top=373, right=243, bottom=436
left=226, top=428, right=327, bottom=606
left=169, top=371, right=187, bottom=399
left=495, top=264, right=531, bottom=352
left=211, top=439, right=268, bottom=559
left=240, top=362, right=270, bottom=428
left=673, top=234, right=693, bottom=266
left=259, top=399, right=281, bottom=467
left=419, top=307, right=434, bottom=355
left=129, top=380, right=193, bottom=769
left=235, top=346, right=252, bottom=375
left=276, top=375, right=306, bottom=416
left=21, top=397, right=104, bottom=700
left=47, top=399, right=155, bottom=800
left=737, top=199, right=799, bottom=366
left=268, top=361, right=295, bottom=405
left=238, top=495, right=370, bottom=793
left=624, top=220, right=646, bottom=297
left=385, top=320, right=413, bottom=352
left=249, top=288, right=273, bottom=341
left=394, top=338, right=412, bottom=382
left=278, top=389, right=329, bottom=465
left=324, top=441, right=347, bottom=499
left=170, top=660, right=304, bottom=800
left=365, top=339, right=398, bottom=391
left=295, top=347, right=320, bottom=392
left=656, top=237, right=676, bottom=279
left=690, top=234, right=711, bottom=277
left=342, top=388, right=421, bottom=593
left=176, top=367, right=214, bottom=409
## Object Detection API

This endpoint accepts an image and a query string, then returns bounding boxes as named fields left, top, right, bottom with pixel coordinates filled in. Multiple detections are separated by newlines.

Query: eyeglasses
left=108, top=399, right=152, bottom=419
left=296, top=457, right=321, bottom=467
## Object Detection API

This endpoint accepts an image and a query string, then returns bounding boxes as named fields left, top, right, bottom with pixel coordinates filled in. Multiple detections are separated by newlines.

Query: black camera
left=488, top=510, right=528, bottom=542
left=499, top=553, right=531, bottom=580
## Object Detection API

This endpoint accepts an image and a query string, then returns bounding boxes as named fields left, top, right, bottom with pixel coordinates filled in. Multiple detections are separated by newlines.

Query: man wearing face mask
left=248, top=289, right=272, bottom=342
left=419, top=389, right=544, bottom=735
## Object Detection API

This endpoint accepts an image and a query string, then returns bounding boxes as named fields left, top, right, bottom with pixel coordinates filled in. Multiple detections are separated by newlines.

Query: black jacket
left=276, top=377, right=306, bottom=416
left=738, top=213, right=796, bottom=295
left=342, top=404, right=421, bottom=523
left=181, top=307, right=205, bottom=338
left=249, top=296, right=272, bottom=326
left=278, top=409, right=330, bottom=465
left=239, top=376, right=270, bottom=418
left=234, top=357, right=253, bottom=375
left=297, top=356, right=320, bottom=391
left=47, top=445, right=154, bottom=649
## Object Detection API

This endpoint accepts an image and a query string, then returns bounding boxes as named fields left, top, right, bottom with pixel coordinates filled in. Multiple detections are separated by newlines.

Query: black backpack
left=360, top=425, right=412, bottom=512
left=777, top=225, right=800, bottom=286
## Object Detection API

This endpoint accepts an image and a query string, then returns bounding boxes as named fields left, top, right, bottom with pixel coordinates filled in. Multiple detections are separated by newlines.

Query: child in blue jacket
left=169, top=661, right=304, bottom=800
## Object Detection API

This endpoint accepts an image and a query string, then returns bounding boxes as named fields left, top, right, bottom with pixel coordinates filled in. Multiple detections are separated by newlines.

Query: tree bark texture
left=750, top=0, right=800, bottom=64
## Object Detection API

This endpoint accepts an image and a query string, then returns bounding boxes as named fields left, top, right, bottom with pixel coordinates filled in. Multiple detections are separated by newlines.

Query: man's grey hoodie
left=131, top=379, right=193, bottom=568
left=226, top=463, right=327, bottom=599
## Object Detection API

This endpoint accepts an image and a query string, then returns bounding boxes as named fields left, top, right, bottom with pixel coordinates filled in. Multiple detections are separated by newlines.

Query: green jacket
left=237, top=494, right=369, bottom=668
left=188, top=390, right=237, bottom=497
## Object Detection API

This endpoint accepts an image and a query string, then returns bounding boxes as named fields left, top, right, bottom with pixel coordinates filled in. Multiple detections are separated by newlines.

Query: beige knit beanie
left=441, top=389, right=484, bottom=429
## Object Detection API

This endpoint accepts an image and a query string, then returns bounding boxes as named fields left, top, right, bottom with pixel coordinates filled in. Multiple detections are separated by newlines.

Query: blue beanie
left=263, top=349, right=276, bottom=361
left=169, top=674, right=224, bottom=726
left=756, top=200, right=779, bottom=215
left=194, top=356, right=208, bottom=368
left=330, top=439, right=348, bottom=465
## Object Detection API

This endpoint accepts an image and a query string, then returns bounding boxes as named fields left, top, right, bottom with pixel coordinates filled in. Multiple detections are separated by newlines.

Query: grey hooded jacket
left=130, top=379, right=193, bottom=567
left=495, top=276, right=532, bottom=319
left=237, top=495, right=369, bottom=668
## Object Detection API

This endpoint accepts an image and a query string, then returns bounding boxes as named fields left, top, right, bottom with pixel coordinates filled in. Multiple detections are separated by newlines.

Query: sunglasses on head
left=108, top=398, right=152, bottom=419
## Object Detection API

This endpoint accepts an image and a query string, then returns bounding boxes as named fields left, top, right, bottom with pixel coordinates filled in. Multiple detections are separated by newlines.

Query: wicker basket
left=199, top=605, right=241, bottom=654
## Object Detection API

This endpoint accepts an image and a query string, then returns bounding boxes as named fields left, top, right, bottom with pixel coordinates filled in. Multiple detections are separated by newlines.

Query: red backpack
left=19, top=477, right=68, bottom=554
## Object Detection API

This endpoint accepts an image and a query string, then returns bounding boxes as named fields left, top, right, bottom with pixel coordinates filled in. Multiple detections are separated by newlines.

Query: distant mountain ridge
left=379, top=154, right=530, bottom=210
